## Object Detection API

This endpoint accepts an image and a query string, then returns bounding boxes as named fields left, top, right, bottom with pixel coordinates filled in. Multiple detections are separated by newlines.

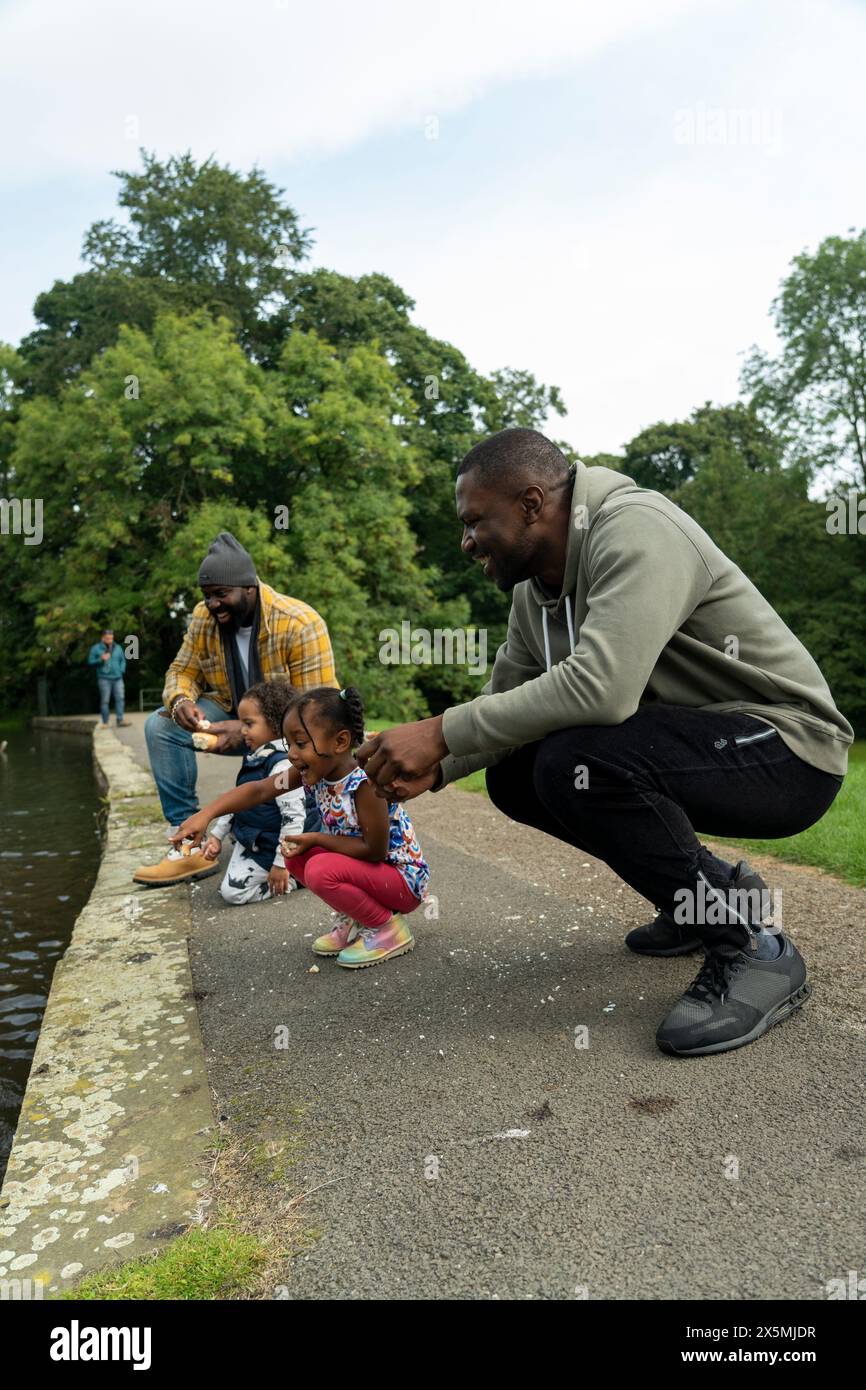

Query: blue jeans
left=144, top=696, right=323, bottom=833
left=97, top=677, right=125, bottom=724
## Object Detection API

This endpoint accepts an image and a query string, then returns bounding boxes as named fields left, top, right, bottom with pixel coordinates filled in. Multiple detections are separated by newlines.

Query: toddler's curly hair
left=242, top=679, right=295, bottom=737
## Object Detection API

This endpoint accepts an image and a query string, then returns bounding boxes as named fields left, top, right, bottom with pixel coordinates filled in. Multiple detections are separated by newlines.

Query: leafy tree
left=740, top=230, right=866, bottom=733
left=579, top=451, right=623, bottom=471
left=10, top=312, right=274, bottom=678
left=742, top=230, right=866, bottom=489
left=19, top=152, right=311, bottom=396
left=0, top=346, right=36, bottom=696
left=621, top=402, right=782, bottom=492
left=8, top=312, right=477, bottom=719
left=6, top=151, right=566, bottom=716
left=20, top=269, right=173, bottom=401
left=0, top=343, right=23, bottom=484
left=672, top=448, right=865, bottom=731
left=277, top=267, right=565, bottom=649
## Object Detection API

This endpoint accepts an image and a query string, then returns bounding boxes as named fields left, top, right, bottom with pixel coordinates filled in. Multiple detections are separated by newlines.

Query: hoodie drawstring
left=542, top=596, right=575, bottom=674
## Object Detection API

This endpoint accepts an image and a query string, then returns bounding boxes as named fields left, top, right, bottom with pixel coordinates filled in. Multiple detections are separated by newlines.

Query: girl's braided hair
left=288, top=685, right=366, bottom=750
left=242, top=679, right=295, bottom=738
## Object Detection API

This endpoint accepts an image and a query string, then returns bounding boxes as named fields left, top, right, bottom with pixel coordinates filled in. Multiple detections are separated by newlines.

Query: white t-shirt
left=235, top=624, right=253, bottom=687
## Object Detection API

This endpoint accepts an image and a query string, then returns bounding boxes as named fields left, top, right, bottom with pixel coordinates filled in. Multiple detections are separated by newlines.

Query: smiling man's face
left=201, top=585, right=257, bottom=627
left=456, top=471, right=541, bottom=592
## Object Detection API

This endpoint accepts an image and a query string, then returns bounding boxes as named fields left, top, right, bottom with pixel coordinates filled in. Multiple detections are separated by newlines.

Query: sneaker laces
left=687, top=952, right=741, bottom=1005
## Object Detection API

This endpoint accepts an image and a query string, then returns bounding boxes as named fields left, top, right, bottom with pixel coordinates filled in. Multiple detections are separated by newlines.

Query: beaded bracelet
left=170, top=697, right=194, bottom=725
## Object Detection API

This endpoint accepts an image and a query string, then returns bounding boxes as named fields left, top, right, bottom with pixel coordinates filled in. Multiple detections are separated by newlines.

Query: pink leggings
left=286, top=847, right=421, bottom=928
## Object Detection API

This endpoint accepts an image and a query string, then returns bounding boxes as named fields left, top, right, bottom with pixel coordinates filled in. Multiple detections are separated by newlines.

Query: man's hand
left=356, top=717, right=448, bottom=791
left=169, top=812, right=210, bottom=848
left=100, top=650, right=110, bottom=661
left=369, top=767, right=441, bottom=802
left=268, top=865, right=290, bottom=896
left=173, top=700, right=207, bottom=732
left=204, top=719, right=244, bottom=752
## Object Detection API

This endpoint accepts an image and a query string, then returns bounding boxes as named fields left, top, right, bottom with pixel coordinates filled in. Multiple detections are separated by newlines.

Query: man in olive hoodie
left=359, top=428, right=851, bottom=1058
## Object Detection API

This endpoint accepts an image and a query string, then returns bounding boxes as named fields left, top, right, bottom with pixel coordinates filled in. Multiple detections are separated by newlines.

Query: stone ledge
left=0, top=727, right=214, bottom=1295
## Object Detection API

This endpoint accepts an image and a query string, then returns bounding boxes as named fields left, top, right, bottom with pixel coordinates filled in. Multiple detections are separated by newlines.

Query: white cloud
left=3, top=0, right=866, bottom=457
left=301, top=0, right=866, bottom=454
left=323, top=170, right=792, bottom=455
left=0, top=0, right=705, bottom=180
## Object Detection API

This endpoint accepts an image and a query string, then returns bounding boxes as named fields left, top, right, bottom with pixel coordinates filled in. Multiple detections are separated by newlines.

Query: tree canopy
left=2, top=154, right=863, bottom=732
left=2, top=152, right=561, bottom=718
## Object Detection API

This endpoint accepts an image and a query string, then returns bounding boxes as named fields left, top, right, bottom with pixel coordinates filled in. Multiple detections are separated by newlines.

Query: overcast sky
left=2, top=0, right=865, bottom=455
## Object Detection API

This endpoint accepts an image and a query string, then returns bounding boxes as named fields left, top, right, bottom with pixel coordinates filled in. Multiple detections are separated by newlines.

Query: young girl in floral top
left=172, top=685, right=430, bottom=969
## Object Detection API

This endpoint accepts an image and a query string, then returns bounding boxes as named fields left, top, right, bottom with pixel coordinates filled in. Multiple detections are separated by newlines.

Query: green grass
left=453, top=767, right=490, bottom=796
left=58, top=1226, right=269, bottom=1301
left=452, top=740, right=866, bottom=888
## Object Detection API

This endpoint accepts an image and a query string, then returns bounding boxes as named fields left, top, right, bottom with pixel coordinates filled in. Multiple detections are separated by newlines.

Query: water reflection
left=0, top=729, right=101, bottom=1183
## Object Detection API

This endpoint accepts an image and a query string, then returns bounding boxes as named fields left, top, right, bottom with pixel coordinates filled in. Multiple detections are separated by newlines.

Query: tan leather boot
left=133, top=848, right=220, bottom=887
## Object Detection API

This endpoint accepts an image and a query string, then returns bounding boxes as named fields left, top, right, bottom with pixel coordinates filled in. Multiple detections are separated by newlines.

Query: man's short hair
left=101, top=628, right=113, bottom=635
left=457, top=428, right=571, bottom=489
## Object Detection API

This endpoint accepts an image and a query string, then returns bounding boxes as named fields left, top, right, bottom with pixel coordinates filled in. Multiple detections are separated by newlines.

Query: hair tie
left=339, top=688, right=347, bottom=700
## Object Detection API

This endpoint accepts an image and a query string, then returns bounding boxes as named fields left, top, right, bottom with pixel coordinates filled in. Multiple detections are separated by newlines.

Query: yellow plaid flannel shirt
left=162, top=582, right=338, bottom=713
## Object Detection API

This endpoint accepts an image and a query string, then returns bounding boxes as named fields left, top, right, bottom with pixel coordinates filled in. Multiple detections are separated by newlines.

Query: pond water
left=0, top=728, right=102, bottom=1185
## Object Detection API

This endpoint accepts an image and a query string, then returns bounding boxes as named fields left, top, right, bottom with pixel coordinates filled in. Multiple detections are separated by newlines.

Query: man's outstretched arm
left=357, top=602, right=544, bottom=793
left=359, top=506, right=712, bottom=791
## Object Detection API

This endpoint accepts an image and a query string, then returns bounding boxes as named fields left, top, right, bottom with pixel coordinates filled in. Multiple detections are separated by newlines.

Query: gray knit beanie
left=198, top=532, right=257, bottom=588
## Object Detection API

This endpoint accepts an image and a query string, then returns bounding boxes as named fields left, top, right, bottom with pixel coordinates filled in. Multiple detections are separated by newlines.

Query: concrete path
left=117, top=713, right=866, bottom=1300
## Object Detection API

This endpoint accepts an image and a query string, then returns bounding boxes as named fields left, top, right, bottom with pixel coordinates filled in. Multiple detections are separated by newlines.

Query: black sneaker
left=656, top=934, right=810, bottom=1057
left=625, top=912, right=701, bottom=956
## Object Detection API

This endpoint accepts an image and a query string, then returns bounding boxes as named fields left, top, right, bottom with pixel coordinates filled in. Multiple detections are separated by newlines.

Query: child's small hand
left=280, top=832, right=317, bottom=859
left=201, top=835, right=222, bottom=861
left=268, top=865, right=290, bottom=896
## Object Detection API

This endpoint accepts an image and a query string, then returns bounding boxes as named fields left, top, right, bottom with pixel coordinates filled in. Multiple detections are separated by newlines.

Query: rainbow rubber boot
left=312, top=912, right=359, bottom=956
left=336, top=915, right=415, bottom=969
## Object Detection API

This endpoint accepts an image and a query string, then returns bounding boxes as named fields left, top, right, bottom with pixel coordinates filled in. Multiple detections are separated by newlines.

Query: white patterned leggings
left=218, top=839, right=297, bottom=905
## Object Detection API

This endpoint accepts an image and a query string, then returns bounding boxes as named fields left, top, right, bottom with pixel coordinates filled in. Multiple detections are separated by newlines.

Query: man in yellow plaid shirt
left=134, top=531, right=337, bottom=887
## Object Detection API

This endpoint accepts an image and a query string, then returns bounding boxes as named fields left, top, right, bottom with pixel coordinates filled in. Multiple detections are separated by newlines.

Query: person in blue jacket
left=87, top=628, right=130, bottom=728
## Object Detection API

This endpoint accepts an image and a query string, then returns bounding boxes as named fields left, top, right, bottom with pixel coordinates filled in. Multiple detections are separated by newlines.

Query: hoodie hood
left=528, top=461, right=638, bottom=669
left=529, top=461, right=637, bottom=612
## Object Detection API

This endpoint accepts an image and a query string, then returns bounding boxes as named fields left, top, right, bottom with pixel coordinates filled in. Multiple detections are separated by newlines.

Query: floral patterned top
left=314, top=766, right=430, bottom=901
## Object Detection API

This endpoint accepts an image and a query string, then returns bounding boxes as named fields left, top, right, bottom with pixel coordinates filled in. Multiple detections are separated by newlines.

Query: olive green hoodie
left=438, top=462, right=852, bottom=785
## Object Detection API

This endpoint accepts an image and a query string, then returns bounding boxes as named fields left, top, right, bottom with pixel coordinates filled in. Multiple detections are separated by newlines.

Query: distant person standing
left=87, top=628, right=130, bottom=729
